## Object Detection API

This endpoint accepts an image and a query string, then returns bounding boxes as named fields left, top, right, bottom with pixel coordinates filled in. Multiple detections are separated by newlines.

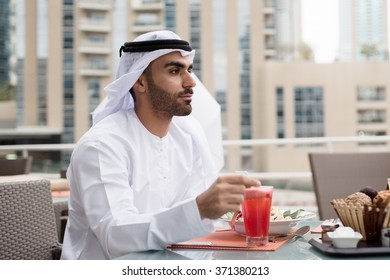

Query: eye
left=169, top=68, right=179, bottom=74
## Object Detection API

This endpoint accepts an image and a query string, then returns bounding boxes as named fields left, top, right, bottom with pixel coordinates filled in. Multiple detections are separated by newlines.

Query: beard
left=145, top=74, right=193, bottom=118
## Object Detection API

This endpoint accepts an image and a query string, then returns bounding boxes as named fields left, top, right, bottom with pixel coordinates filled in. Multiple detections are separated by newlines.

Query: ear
left=133, top=75, right=147, bottom=93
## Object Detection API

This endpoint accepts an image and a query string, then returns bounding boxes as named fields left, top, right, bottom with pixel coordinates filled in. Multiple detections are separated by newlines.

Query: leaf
left=282, top=210, right=291, bottom=217
left=283, top=209, right=304, bottom=219
left=223, top=211, right=235, bottom=220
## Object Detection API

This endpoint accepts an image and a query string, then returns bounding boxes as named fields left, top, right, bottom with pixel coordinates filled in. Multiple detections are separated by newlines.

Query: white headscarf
left=92, top=30, right=224, bottom=180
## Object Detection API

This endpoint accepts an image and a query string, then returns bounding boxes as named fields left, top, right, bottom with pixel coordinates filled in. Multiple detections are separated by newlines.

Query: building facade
left=253, top=62, right=390, bottom=172
left=338, top=0, right=388, bottom=61
left=0, top=0, right=11, bottom=86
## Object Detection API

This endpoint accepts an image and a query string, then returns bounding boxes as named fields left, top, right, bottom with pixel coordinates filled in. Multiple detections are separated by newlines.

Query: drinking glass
left=242, top=186, right=273, bottom=247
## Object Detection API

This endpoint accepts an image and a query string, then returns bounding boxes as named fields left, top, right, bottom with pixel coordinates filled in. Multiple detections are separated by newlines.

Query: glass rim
left=246, top=185, right=273, bottom=190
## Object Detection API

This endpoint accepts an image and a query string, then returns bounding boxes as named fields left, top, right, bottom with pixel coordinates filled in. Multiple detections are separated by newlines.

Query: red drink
left=242, top=186, right=273, bottom=247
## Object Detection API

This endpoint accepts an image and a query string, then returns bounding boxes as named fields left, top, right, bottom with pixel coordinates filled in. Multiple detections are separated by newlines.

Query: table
left=116, top=220, right=390, bottom=260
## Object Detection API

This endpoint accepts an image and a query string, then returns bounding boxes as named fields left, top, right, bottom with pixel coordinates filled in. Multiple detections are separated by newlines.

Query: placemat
left=168, top=230, right=292, bottom=251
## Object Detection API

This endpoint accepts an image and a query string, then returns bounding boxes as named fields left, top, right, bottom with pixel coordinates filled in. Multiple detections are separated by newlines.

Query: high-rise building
left=0, top=0, right=11, bottom=86
left=0, top=0, right=17, bottom=130
left=338, top=0, right=388, bottom=61
left=7, top=0, right=114, bottom=165
left=74, top=0, right=113, bottom=139
left=274, top=0, right=302, bottom=61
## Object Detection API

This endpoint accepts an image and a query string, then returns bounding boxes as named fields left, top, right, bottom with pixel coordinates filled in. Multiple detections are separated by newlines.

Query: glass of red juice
left=242, top=186, right=273, bottom=247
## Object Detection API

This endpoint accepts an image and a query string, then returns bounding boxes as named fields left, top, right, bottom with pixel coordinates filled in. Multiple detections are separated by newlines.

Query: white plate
left=220, top=211, right=316, bottom=235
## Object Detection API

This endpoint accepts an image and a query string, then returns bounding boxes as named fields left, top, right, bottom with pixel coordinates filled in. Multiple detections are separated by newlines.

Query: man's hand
left=196, top=174, right=261, bottom=220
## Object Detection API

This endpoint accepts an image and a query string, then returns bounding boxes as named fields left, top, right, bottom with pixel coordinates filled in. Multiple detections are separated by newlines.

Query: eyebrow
left=164, top=61, right=193, bottom=70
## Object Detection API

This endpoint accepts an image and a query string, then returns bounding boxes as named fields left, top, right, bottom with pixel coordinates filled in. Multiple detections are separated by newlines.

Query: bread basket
left=331, top=196, right=390, bottom=241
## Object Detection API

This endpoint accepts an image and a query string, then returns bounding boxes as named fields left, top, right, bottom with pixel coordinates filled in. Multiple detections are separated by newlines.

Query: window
left=135, top=13, right=159, bottom=26
left=88, top=78, right=100, bottom=126
left=357, top=130, right=387, bottom=145
left=294, top=87, right=324, bottom=138
left=88, top=78, right=100, bottom=99
left=357, top=109, right=386, bottom=123
left=87, top=33, right=105, bottom=43
left=86, top=11, right=106, bottom=21
left=276, top=87, right=284, bottom=139
left=357, top=86, right=385, bottom=101
left=86, top=56, right=107, bottom=70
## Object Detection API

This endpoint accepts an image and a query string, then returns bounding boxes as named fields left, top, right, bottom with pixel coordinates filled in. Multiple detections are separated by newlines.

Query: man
left=61, top=30, right=260, bottom=260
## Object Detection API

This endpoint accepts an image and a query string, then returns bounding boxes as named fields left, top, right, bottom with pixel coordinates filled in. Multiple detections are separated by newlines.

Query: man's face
left=144, top=52, right=196, bottom=117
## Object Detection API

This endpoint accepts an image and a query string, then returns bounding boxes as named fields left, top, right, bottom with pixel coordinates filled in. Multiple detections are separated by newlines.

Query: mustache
left=178, top=89, right=194, bottom=95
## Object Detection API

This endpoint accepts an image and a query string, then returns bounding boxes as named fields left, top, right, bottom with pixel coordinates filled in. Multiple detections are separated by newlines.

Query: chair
left=53, top=201, right=68, bottom=243
left=309, top=152, right=390, bottom=220
left=0, top=156, right=33, bottom=176
left=0, top=179, right=62, bottom=259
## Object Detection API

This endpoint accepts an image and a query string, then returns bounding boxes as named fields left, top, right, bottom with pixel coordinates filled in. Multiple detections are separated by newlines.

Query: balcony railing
left=79, top=20, right=111, bottom=32
left=78, top=0, right=111, bottom=10
left=1, top=135, right=390, bottom=181
left=223, top=135, right=390, bottom=151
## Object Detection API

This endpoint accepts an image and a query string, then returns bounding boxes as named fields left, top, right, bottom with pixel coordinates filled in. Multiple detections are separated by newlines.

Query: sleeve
left=70, top=138, right=214, bottom=259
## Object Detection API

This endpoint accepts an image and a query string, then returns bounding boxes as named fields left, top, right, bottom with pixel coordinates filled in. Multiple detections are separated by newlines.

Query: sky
left=301, top=0, right=340, bottom=63
left=301, top=0, right=390, bottom=63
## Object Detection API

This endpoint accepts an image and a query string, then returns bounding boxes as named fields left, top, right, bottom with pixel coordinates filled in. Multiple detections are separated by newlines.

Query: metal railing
left=223, top=135, right=390, bottom=152
left=0, top=143, right=76, bottom=158
left=1, top=135, right=390, bottom=179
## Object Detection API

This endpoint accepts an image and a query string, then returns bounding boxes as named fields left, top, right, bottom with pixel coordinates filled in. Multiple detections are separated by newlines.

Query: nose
left=183, top=72, right=196, bottom=89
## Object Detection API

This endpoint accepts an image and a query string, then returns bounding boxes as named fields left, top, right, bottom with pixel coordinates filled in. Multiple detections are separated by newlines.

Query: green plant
left=0, top=82, right=16, bottom=101
left=360, top=44, right=380, bottom=61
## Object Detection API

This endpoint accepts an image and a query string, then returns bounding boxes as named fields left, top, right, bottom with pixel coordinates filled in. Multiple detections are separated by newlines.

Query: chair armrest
left=51, top=242, right=62, bottom=260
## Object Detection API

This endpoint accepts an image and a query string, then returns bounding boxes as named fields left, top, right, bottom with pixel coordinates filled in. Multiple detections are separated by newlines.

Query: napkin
left=168, top=230, right=292, bottom=251
left=311, top=220, right=342, bottom=234
left=311, top=225, right=322, bottom=234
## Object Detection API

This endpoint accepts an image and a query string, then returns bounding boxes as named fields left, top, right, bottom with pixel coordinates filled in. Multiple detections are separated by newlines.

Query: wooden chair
left=0, top=179, right=62, bottom=259
left=0, top=156, right=33, bottom=176
left=309, top=152, right=390, bottom=220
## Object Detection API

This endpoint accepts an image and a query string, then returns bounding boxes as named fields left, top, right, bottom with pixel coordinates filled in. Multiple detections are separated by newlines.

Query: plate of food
left=220, top=207, right=316, bottom=235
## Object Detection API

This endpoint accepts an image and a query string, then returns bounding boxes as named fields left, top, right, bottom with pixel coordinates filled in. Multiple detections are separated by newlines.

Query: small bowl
left=327, top=232, right=363, bottom=248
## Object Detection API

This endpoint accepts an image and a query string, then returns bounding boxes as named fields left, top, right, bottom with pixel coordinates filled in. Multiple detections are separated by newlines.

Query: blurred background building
left=0, top=0, right=389, bottom=181
left=339, top=0, right=388, bottom=62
